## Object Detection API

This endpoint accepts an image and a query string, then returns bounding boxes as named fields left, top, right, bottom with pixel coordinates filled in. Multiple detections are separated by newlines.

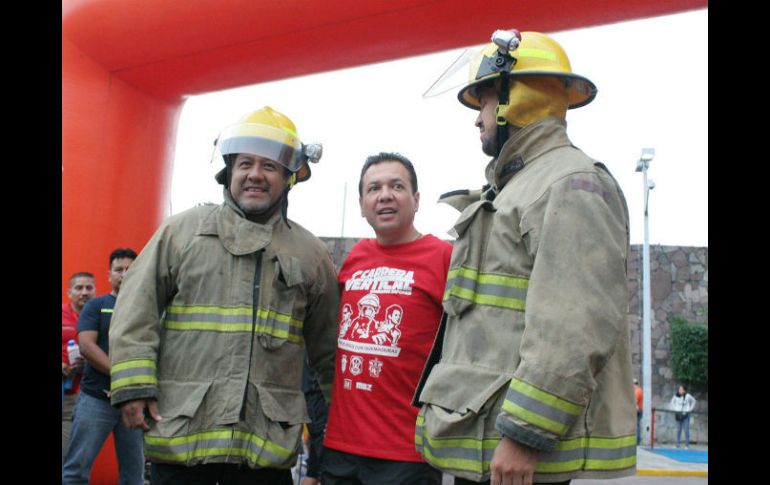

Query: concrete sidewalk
left=635, top=444, right=708, bottom=477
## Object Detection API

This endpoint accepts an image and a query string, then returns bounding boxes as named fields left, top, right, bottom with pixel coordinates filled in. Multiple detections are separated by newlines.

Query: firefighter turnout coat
left=109, top=192, right=339, bottom=469
left=415, top=117, right=637, bottom=482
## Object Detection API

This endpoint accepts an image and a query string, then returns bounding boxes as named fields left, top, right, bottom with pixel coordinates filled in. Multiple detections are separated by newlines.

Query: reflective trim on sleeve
left=501, top=378, right=584, bottom=435
left=443, top=266, right=528, bottom=311
left=110, top=359, right=157, bottom=391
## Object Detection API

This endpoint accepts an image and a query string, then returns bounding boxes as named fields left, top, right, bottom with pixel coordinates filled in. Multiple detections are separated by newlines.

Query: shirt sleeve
left=77, top=299, right=101, bottom=334
left=495, top=169, right=630, bottom=451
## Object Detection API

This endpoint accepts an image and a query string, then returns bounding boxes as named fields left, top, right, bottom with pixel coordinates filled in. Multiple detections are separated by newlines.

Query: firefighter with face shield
left=414, top=31, right=637, bottom=485
left=108, top=107, right=340, bottom=485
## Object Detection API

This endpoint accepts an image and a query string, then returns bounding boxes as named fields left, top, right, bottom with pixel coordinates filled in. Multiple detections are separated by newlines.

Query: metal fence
left=651, top=407, right=708, bottom=447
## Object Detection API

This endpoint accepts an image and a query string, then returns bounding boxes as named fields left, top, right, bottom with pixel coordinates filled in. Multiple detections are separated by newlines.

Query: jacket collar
left=485, top=117, right=573, bottom=191
left=197, top=189, right=278, bottom=255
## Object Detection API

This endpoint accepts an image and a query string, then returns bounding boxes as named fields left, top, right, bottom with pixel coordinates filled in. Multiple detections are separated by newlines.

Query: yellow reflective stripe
left=111, top=359, right=156, bottom=373
left=100, top=308, right=113, bottom=313
left=448, top=267, right=529, bottom=289
left=517, top=48, right=558, bottom=62
left=144, top=429, right=294, bottom=467
left=111, top=359, right=157, bottom=391
left=111, top=375, right=158, bottom=390
left=232, top=430, right=294, bottom=459
left=502, top=400, right=567, bottom=435
left=165, top=305, right=302, bottom=341
left=444, top=266, right=528, bottom=310
left=165, top=321, right=252, bottom=332
left=421, top=446, right=487, bottom=475
left=168, top=305, right=251, bottom=315
left=509, top=379, right=582, bottom=415
left=536, top=435, right=637, bottom=473
left=445, top=286, right=526, bottom=310
left=585, top=455, right=637, bottom=471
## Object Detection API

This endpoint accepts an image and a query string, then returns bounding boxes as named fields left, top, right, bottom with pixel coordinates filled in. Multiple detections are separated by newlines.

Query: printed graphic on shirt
left=338, top=264, right=416, bottom=393
left=344, top=266, right=415, bottom=295
left=339, top=293, right=403, bottom=358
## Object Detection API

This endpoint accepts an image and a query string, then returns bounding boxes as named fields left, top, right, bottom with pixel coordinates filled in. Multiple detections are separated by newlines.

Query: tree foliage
left=670, top=316, right=708, bottom=387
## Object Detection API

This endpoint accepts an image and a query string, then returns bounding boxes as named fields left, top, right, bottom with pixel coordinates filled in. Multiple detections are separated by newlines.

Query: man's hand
left=489, top=436, right=539, bottom=485
left=120, top=399, right=162, bottom=431
left=70, top=356, right=85, bottom=375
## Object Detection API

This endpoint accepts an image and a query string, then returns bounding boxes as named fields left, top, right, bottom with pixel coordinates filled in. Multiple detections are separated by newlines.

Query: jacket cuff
left=110, top=386, right=158, bottom=407
left=495, top=415, right=558, bottom=452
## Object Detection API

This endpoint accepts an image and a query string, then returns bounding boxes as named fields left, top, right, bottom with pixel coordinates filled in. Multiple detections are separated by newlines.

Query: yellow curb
left=637, top=469, right=708, bottom=477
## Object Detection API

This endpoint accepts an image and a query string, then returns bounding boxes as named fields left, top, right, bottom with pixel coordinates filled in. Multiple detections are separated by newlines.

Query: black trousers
left=150, top=462, right=293, bottom=485
left=455, top=478, right=570, bottom=485
left=321, top=447, right=442, bottom=485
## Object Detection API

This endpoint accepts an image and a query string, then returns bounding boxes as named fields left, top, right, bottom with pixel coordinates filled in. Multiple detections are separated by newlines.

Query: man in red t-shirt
left=322, top=152, right=452, bottom=484
left=62, top=271, right=95, bottom=460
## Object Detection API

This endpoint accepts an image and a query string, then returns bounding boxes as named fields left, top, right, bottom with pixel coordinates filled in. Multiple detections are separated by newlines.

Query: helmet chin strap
left=495, top=74, right=511, bottom=157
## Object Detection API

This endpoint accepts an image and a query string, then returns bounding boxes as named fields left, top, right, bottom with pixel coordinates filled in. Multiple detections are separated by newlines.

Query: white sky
left=170, top=8, right=707, bottom=247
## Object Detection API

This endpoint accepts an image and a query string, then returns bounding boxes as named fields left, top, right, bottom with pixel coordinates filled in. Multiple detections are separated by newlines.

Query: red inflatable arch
left=62, top=1, right=706, bottom=483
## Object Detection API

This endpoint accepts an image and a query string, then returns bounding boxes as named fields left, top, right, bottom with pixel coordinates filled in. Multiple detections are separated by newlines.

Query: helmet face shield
left=422, top=47, right=479, bottom=99
left=212, top=106, right=323, bottom=187
left=424, top=31, right=597, bottom=110
left=214, top=123, right=301, bottom=173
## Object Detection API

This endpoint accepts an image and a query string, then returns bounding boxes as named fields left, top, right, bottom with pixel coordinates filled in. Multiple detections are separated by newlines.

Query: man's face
left=68, top=276, right=95, bottom=313
left=109, top=257, right=134, bottom=295
left=389, top=309, right=402, bottom=324
left=359, top=161, right=419, bottom=242
left=229, top=154, right=288, bottom=217
left=476, top=85, right=500, bottom=157
left=362, top=305, right=377, bottom=319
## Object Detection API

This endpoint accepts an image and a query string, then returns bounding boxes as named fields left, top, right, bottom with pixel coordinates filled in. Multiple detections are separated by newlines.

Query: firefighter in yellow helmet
left=108, top=106, right=340, bottom=484
left=213, top=106, right=322, bottom=226
left=414, top=30, right=637, bottom=484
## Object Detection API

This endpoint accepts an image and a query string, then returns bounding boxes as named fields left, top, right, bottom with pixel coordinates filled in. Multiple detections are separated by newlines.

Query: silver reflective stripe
left=504, top=385, right=574, bottom=429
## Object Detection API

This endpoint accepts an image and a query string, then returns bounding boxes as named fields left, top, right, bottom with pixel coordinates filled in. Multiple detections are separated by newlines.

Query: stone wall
left=320, top=238, right=709, bottom=444
left=627, top=244, right=708, bottom=444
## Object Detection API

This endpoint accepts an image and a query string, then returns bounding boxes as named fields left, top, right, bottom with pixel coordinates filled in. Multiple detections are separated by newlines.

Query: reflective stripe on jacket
left=109, top=192, right=339, bottom=469
left=415, top=117, right=637, bottom=482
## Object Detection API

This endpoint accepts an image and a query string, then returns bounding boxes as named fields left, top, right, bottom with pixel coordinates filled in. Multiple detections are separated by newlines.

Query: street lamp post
left=635, top=147, right=655, bottom=446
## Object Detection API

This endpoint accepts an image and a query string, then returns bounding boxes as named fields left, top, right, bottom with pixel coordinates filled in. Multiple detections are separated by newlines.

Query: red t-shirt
left=324, top=235, right=452, bottom=462
left=62, top=303, right=82, bottom=393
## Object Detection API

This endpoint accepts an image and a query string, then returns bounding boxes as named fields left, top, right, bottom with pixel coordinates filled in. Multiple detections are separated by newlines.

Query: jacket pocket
left=420, top=362, right=511, bottom=414
left=418, top=363, right=510, bottom=481
left=257, top=253, right=306, bottom=350
left=257, top=383, right=309, bottom=426
left=154, top=380, right=212, bottom=437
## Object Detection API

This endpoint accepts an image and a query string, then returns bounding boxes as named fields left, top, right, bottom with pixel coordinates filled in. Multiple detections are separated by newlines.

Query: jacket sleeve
left=109, top=219, right=180, bottom=407
left=302, top=246, right=340, bottom=403
left=686, top=395, right=697, bottom=413
left=495, top=168, right=630, bottom=451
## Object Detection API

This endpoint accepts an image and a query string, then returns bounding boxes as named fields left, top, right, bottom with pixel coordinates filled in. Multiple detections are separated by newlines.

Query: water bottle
left=64, top=339, right=80, bottom=391
left=67, top=339, right=81, bottom=365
